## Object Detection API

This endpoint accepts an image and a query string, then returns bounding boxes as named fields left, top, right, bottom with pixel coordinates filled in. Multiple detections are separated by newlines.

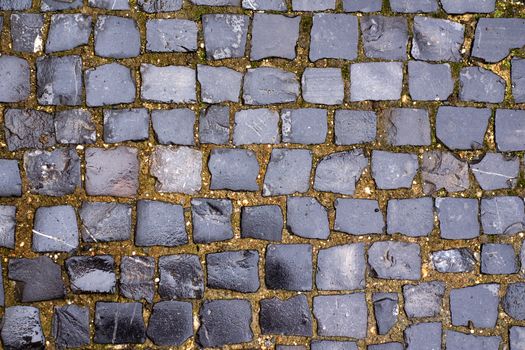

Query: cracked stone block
left=405, top=322, right=442, bottom=350
left=403, top=281, right=445, bottom=318
left=335, top=199, right=384, bottom=235
left=152, top=109, right=195, bottom=145
left=441, top=0, right=495, bottom=13
left=292, top=0, right=334, bottom=10
left=42, top=0, right=82, bottom=10
left=281, top=108, right=327, bottom=144
left=446, top=331, right=501, bottom=350
left=350, top=62, right=403, bottom=101
left=0, top=0, right=31, bottom=10
left=243, top=0, right=286, bottom=10
left=471, top=153, right=519, bottom=190
left=0, top=206, right=16, bottom=248
left=192, top=198, right=233, bottom=243
left=495, top=109, right=525, bottom=151
left=390, top=0, right=438, bottom=12
left=460, top=67, right=506, bottom=103
left=287, top=196, right=329, bottom=239
left=368, top=241, right=421, bottom=280
left=135, top=200, right=187, bottom=247
left=373, top=293, right=398, bottom=335
left=361, top=15, right=408, bottom=60
left=387, top=198, right=434, bottom=237
left=203, top=14, right=249, bottom=60
left=10, top=13, right=44, bottom=52
left=265, top=244, right=312, bottom=291
left=335, top=110, right=376, bottom=145
left=141, top=64, right=196, bottom=103
left=312, top=341, right=358, bottom=350
left=233, top=109, right=280, bottom=145
left=104, top=109, right=149, bottom=144
left=511, top=326, right=525, bottom=350
left=120, top=256, right=155, bottom=303
left=481, top=196, right=525, bottom=235
left=251, top=14, right=300, bottom=60
left=314, top=293, right=367, bottom=338
left=408, top=61, right=454, bottom=101
left=95, top=16, right=140, bottom=58
left=0, top=56, right=30, bottom=102
left=472, top=18, right=525, bottom=63
left=243, top=68, right=300, bottom=105
left=36, top=55, right=82, bottom=106
left=481, top=243, right=517, bottom=275
left=260, top=295, right=312, bottom=336
left=207, top=250, right=259, bottom=292
left=199, top=105, right=230, bottom=144
left=86, top=147, right=139, bottom=197
left=241, top=205, right=283, bottom=241
left=317, top=243, right=365, bottom=290
left=146, top=19, right=197, bottom=53
left=52, top=305, right=90, bottom=349
left=150, top=146, right=202, bottom=194
left=159, top=254, right=204, bottom=299
left=512, top=58, right=525, bottom=103
left=451, top=284, right=500, bottom=328
left=504, top=282, right=525, bottom=320
left=343, top=0, right=381, bottom=11
left=302, top=68, right=344, bottom=105
left=436, top=198, right=479, bottom=240
left=198, top=299, right=252, bottom=347
left=89, top=0, right=129, bottom=9
left=147, top=301, right=193, bottom=346
left=4, top=109, right=56, bottom=151
left=24, top=148, right=81, bottom=196
left=372, top=151, right=418, bottom=189
left=8, top=256, right=65, bottom=302
left=421, top=151, right=469, bottom=194
left=412, top=17, right=464, bottom=61
left=85, top=63, right=136, bottom=106
left=94, top=302, right=146, bottom=344
left=32, top=205, right=79, bottom=253
left=310, top=13, right=358, bottom=61
left=198, top=65, right=242, bottom=103
left=314, top=150, right=368, bottom=195
left=0, top=160, right=22, bottom=197
left=209, top=148, right=259, bottom=191
left=436, top=106, right=490, bottom=150
left=368, top=343, right=403, bottom=350
left=263, top=149, right=312, bottom=196
left=385, top=108, right=431, bottom=146
left=138, top=0, right=182, bottom=11
left=55, top=109, right=96, bottom=144
left=1, top=307, right=45, bottom=350
left=80, top=202, right=131, bottom=242
left=431, top=248, right=477, bottom=273
left=66, top=255, right=116, bottom=294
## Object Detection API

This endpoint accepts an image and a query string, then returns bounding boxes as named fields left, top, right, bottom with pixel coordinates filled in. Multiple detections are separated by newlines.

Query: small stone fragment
left=94, top=16, right=140, bottom=58
left=52, top=305, right=90, bottom=349
left=259, top=295, right=312, bottom=336
left=373, top=292, right=398, bottom=335
left=104, top=109, right=149, bottom=143
left=10, top=13, right=44, bottom=53
left=135, top=200, right=187, bottom=247
left=150, top=146, right=202, bottom=194
left=94, top=302, right=146, bottom=344
left=503, top=282, right=525, bottom=320
left=251, top=13, right=300, bottom=60
left=32, top=205, right=79, bottom=253
left=387, top=198, right=434, bottom=237
left=368, top=241, right=421, bottom=280
left=120, top=256, right=155, bottom=303
left=141, top=64, right=196, bottom=103
left=334, top=198, right=384, bottom=235
left=436, top=197, right=479, bottom=239
left=495, top=109, right=525, bottom=151
left=403, top=281, right=445, bottom=318
left=192, top=198, right=233, bottom=243
left=0, top=206, right=16, bottom=248
left=309, top=13, right=358, bottom=61
left=334, top=110, right=377, bottom=145
left=446, top=331, right=501, bottom=350
left=441, top=0, right=495, bottom=14
left=1, top=306, right=45, bottom=350
left=361, top=15, right=408, bottom=60
left=314, top=150, right=368, bottom=195
left=411, top=17, right=464, bottom=61
left=0, top=159, right=22, bottom=197
left=55, top=109, right=96, bottom=144
left=199, top=105, right=230, bottom=144
left=265, top=244, right=312, bottom=291
left=209, top=148, right=259, bottom=191
left=147, top=301, right=193, bottom=346
left=159, top=254, right=204, bottom=299
left=281, top=108, right=327, bottom=144
left=405, top=322, right=442, bottom=350
left=241, top=205, right=283, bottom=241
left=371, top=151, right=418, bottom=189
left=138, top=0, right=182, bottom=12
left=4, top=109, right=56, bottom=151
left=203, top=14, right=249, bottom=60
left=198, top=65, right=242, bottom=103
left=421, top=151, right=469, bottom=194
left=471, top=153, right=519, bottom=190
left=263, top=149, right=312, bottom=196
left=512, top=58, right=525, bottom=103
left=350, top=62, right=403, bottom=101
left=459, top=67, right=506, bottom=103
left=472, top=18, right=525, bottom=63
left=431, top=248, right=477, bottom=273
left=390, top=0, right=438, bottom=12
left=287, top=196, right=329, bottom=239
left=408, top=61, right=454, bottom=101
left=233, top=109, right=280, bottom=145
left=481, top=196, right=525, bottom=235
left=66, top=255, right=116, bottom=293
left=85, top=63, right=136, bottom=106
left=292, top=0, right=335, bottom=10
left=151, top=109, right=195, bottom=145
left=436, top=106, right=490, bottom=150
left=481, top=243, right=517, bottom=274
left=243, top=68, right=300, bottom=105
left=302, top=68, right=344, bottom=105
left=450, top=284, right=500, bottom=328
left=207, top=250, right=259, bottom=292
left=37, top=55, right=82, bottom=106
left=0, top=56, right=30, bottom=103
left=146, top=19, right=197, bottom=52
left=313, top=293, right=367, bottom=338
left=316, top=243, right=365, bottom=290
left=80, top=202, right=131, bottom=243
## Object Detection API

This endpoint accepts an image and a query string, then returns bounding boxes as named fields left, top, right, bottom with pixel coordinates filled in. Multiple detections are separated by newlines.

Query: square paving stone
left=471, top=153, right=519, bottom=190
left=302, top=68, right=344, bottom=105
left=385, top=108, right=431, bottom=146
left=233, top=109, right=280, bottom=144
left=198, top=65, right=242, bottom=103
left=192, top=198, right=233, bottom=243
left=207, top=250, right=259, bottom=292
left=335, top=198, right=384, bottom=235
left=373, top=293, right=398, bottom=335
left=42, top=0, right=82, bottom=10
left=243, top=67, right=300, bottom=105
left=0, top=206, right=16, bottom=249
left=436, top=197, right=479, bottom=239
left=368, top=343, right=403, bottom=350
left=120, top=256, right=155, bottom=303
left=150, top=146, right=202, bottom=194
left=159, top=254, right=204, bottom=299
left=85, top=63, right=136, bottom=106
left=408, top=61, right=454, bottom=101
left=421, top=151, right=469, bottom=194
left=191, top=0, right=240, bottom=5
left=292, top=0, right=335, bottom=10
left=135, top=200, right=187, bottom=247
left=147, top=301, right=193, bottom=346
left=403, top=281, right=445, bottom=318
left=314, top=150, right=368, bottom=195
left=387, top=198, right=434, bottom=237
left=1, top=306, right=45, bottom=350
left=312, top=341, right=358, bottom=350
left=510, top=326, right=525, bottom=350
left=0, top=56, right=30, bottom=102
left=405, top=322, right=442, bottom=350
left=55, top=109, right=96, bottom=144
left=504, top=282, right=525, bottom=320
left=141, top=64, right=196, bottom=103
left=86, top=147, right=139, bottom=197
left=251, top=14, right=300, bottom=60
left=37, top=55, right=82, bottom=106
left=104, top=108, right=149, bottom=143
left=243, top=0, right=286, bottom=10
left=368, top=241, right=421, bottom=280
left=152, top=109, right=195, bottom=145
left=146, top=19, right=197, bottom=53
left=209, top=148, right=259, bottom=191
left=203, top=14, right=249, bottom=60
left=94, top=302, right=146, bottom=344
left=0, top=0, right=32, bottom=10
left=241, top=205, right=283, bottom=241
left=411, top=17, right=464, bottom=61
left=361, top=16, right=408, bottom=60
left=334, top=110, right=376, bottom=145
left=138, top=0, right=182, bottom=12
left=459, top=67, right=506, bottom=103
left=10, top=13, right=44, bottom=52
left=495, top=109, right=525, bottom=151
left=89, top=0, right=129, bottom=9
left=350, top=62, right=403, bottom=101
left=4, top=109, right=56, bottom=151
left=281, top=108, right=327, bottom=144
left=316, top=243, right=366, bottom=290
left=259, top=295, right=312, bottom=336
left=0, top=159, right=22, bottom=197
left=52, top=305, right=90, bottom=349
left=481, top=243, right=517, bottom=274
left=343, top=0, right=381, bottom=11
left=198, top=299, right=253, bottom=347
left=512, top=58, right=525, bottom=103
left=431, top=248, right=477, bottom=273
left=450, top=284, right=500, bottom=328
left=481, top=196, right=525, bottom=235
left=446, top=331, right=501, bottom=350
left=287, top=196, right=329, bottom=239
left=263, top=149, right=312, bottom=196
left=32, top=205, right=79, bottom=253
left=471, top=18, right=525, bottom=63
left=199, top=105, right=230, bottom=144
left=95, top=16, right=140, bottom=58
left=371, top=151, right=418, bottom=189
left=441, top=0, right=496, bottom=13
left=265, top=243, right=312, bottom=291
left=314, top=293, right=367, bottom=338
left=310, top=14, right=358, bottom=61
left=390, top=0, right=438, bottom=12
left=65, top=255, right=116, bottom=293
left=80, top=202, right=131, bottom=242
left=436, top=106, right=490, bottom=150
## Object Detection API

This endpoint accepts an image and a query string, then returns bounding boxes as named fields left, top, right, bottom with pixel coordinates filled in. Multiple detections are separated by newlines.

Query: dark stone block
left=42, top=0, right=82, bottom=10
left=192, top=198, right=233, bottom=243
left=147, top=301, right=193, bottom=346
left=310, top=13, right=358, bottom=61
left=472, top=18, right=525, bottom=63
left=436, top=106, right=490, bottom=150
left=1, top=306, right=45, bottom=350
left=80, top=202, right=131, bottom=242
left=411, top=16, right=464, bottom=61
left=4, top=109, right=56, bottom=151
left=152, top=109, right=195, bottom=146
left=10, top=13, right=44, bottom=53
left=0, top=56, right=30, bottom=102
left=436, top=197, right=479, bottom=240
left=343, top=0, right=381, bottom=11
left=94, top=302, right=146, bottom=344
left=311, top=341, right=358, bottom=350
left=209, top=148, right=260, bottom=191
left=421, top=151, right=469, bottom=194
left=120, top=256, right=155, bottom=303
left=146, top=19, right=197, bottom=52
left=241, top=205, right=283, bottom=241
left=441, top=0, right=495, bottom=13
left=207, top=250, right=259, bottom=292
left=510, top=326, right=525, bottom=350
left=373, top=293, right=398, bottom=335
left=65, top=255, right=116, bottom=293
left=292, top=0, right=334, bottom=10
left=459, top=67, right=505, bottom=103
left=85, top=63, right=135, bottom=106
left=89, top=0, right=129, bottom=9
left=405, top=322, right=442, bottom=350
left=265, top=244, right=312, bottom=291
left=431, top=248, right=477, bottom=273
left=32, top=205, right=79, bottom=253
left=503, top=282, right=525, bottom=320
left=387, top=198, right=434, bottom=237
left=199, top=105, right=230, bottom=144
left=52, top=305, right=90, bottom=349
left=334, top=198, right=384, bottom=235
left=314, top=150, right=367, bottom=195
left=361, top=15, right=408, bottom=60
left=0, top=159, right=22, bottom=197
left=450, top=284, right=500, bottom=327
left=135, top=200, right=187, bottom=247
left=104, top=109, right=149, bottom=143
left=313, top=293, right=367, bottom=338
left=334, top=110, right=376, bottom=145
left=203, top=14, right=249, bottom=60
left=0, top=206, right=16, bottom=249
left=251, top=13, right=300, bottom=60
left=263, top=149, right=312, bottom=196
left=159, top=254, right=204, bottom=299
left=260, top=295, right=312, bottom=336
left=512, top=58, right=525, bottom=103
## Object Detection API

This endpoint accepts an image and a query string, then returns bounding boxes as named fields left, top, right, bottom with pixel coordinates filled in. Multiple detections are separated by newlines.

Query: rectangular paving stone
left=150, top=146, right=202, bottom=194
left=85, top=63, right=136, bottom=106
left=408, top=61, right=454, bottom=101
left=422, top=151, right=469, bottom=194
left=265, top=244, right=312, bottom=291
left=159, top=254, right=204, bottom=299
left=197, top=65, right=242, bottom=103
left=89, top=0, right=129, bottom=9
left=472, top=18, right=525, bottom=63
left=470, top=153, right=519, bottom=190
left=250, top=14, right=300, bottom=60
left=263, top=149, right=312, bottom=196
left=0, top=159, right=22, bottom=197
left=0, top=0, right=32, bottom=10
left=387, top=198, right=434, bottom=237
left=450, top=284, right=500, bottom=328
left=138, top=0, right=182, bottom=12
left=94, top=302, right=146, bottom=344
left=368, top=241, right=421, bottom=280
left=411, top=17, right=464, bottom=61
left=512, top=58, right=525, bottom=103
left=446, top=331, right=501, bottom=350
left=350, top=62, right=403, bottom=101
left=371, top=150, right=418, bottom=189
left=80, top=202, right=132, bottom=242
left=281, top=108, right=327, bottom=144
left=104, top=108, right=149, bottom=143
left=314, top=150, right=368, bottom=195
left=52, top=305, right=90, bottom=349
left=203, top=14, right=249, bottom=60
left=292, top=0, right=335, bottom=11
left=495, top=109, right=525, bottom=151
left=335, top=110, right=377, bottom=145
left=135, top=200, right=187, bottom=247
left=242, top=0, right=286, bottom=10
left=436, top=106, right=490, bottom=150
left=373, top=293, right=398, bottom=335
left=209, top=148, right=260, bottom=191
left=436, top=197, right=479, bottom=240
left=233, top=108, right=280, bottom=145
left=313, top=293, right=367, bottom=338
left=1, top=306, right=45, bottom=350
left=141, top=64, right=196, bottom=103
left=206, top=250, right=259, bottom=292
left=65, top=255, right=116, bottom=293
left=10, top=13, right=44, bottom=52
left=311, top=341, right=358, bottom=350
left=0, top=205, right=16, bottom=249
left=335, top=198, right=384, bottom=235
left=151, top=108, right=195, bottom=145
left=191, top=198, right=233, bottom=243
left=441, top=0, right=495, bottom=13
left=431, top=248, right=477, bottom=273
left=368, top=343, right=403, bottom=350
left=147, top=301, right=193, bottom=346
left=405, top=322, right=442, bottom=350
left=199, top=105, right=230, bottom=144
left=32, top=205, right=79, bottom=253
left=120, top=256, right=155, bottom=303
left=4, top=109, right=56, bottom=151
left=42, top=0, right=82, bottom=10
left=0, top=56, right=30, bottom=103
left=403, top=281, right=445, bottom=318
left=480, top=196, right=525, bottom=235
left=316, top=243, right=365, bottom=290
left=259, top=295, right=312, bottom=336
left=302, top=68, right=344, bottom=105
left=37, top=55, right=82, bottom=106
left=481, top=243, right=518, bottom=275
left=243, top=67, right=300, bottom=105
left=361, top=15, right=408, bottom=60
left=94, top=16, right=140, bottom=58
left=389, top=0, right=438, bottom=12
left=459, top=66, right=505, bottom=103
left=54, top=109, right=96, bottom=145
left=241, top=205, right=283, bottom=241
left=146, top=19, right=198, bottom=53
left=310, top=13, right=358, bottom=61
left=287, top=196, right=329, bottom=239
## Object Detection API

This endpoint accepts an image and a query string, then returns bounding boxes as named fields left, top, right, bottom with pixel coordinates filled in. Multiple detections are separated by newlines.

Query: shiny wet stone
left=65, top=255, right=116, bottom=293
left=94, top=302, right=146, bottom=344
left=1, top=306, right=45, bottom=350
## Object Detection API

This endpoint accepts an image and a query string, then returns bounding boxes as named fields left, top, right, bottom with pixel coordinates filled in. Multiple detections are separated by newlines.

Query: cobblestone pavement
left=0, top=0, right=525, bottom=349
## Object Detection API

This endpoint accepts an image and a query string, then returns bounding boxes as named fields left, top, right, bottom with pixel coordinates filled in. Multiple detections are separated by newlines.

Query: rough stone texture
left=313, top=293, right=367, bottom=338
left=135, top=200, right=187, bottom=247
left=471, top=153, right=519, bottom=190
left=104, top=109, right=149, bottom=143
left=52, top=305, right=90, bottom=349
left=0, top=0, right=32, bottom=10
left=436, top=197, right=480, bottom=240
left=65, top=255, right=116, bottom=294
left=310, top=13, right=358, bottom=61
left=198, top=65, right=242, bottom=103
left=265, top=244, right=312, bottom=291
left=311, top=341, right=358, bottom=350
left=503, top=282, right=525, bottom=320
left=1, top=306, right=45, bottom=350
left=350, top=62, right=403, bottom=101
left=385, top=108, right=431, bottom=146
left=510, top=326, right=525, bottom=350
left=335, top=198, right=384, bottom=235
left=207, top=250, right=259, bottom=292
left=387, top=198, right=434, bottom=237
left=472, top=18, right=525, bottom=63
left=368, top=344, right=403, bottom=350
left=441, top=0, right=496, bottom=13
left=120, top=256, right=155, bottom=303
left=480, top=196, right=525, bottom=235
left=192, top=198, right=233, bottom=243
left=512, top=58, right=525, bottom=103
left=94, top=302, right=146, bottom=344
left=0, top=56, right=30, bottom=102
left=436, top=106, right=491, bottom=150
left=243, top=68, right=300, bottom=105
left=287, top=196, right=329, bottom=239
left=10, top=13, right=44, bottom=53
left=373, top=293, right=398, bottom=335
left=138, top=0, right=183, bottom=12
left=314, top=150, right=368, bottom=195
left=0, top=159, right=22, bottom=197
left=316, top=243, right=366, bottom=291
left=302, top=68, right=344, bottom=105
left=203, top=14, right=249, bottom=60
left=263, top=149, right=312, bottom=196
left=495, top=109, right=525, bottom=152
left=54, top=109, right=96, bottom=145
left=32, top=205, right=79, bottom=253
left=405, top=322, right=442, bottom=350
left=371, top=151, right=418, bottom=189
left=408, top=61, right=454, bottom=101
left=281, top=108, right=327, bottom=144
left=151, top=109, right=195, bottom=146
left=446, top=331, right=501, bottom=350
left=431, top=248, right=477, bottom=273
left=85, top=63, right=136, bottom=106
left=459, top=67, right=506, bottom=103
left=403, top=281, right=445, bottom=318
left=147, top=301, right=193, bottom=346
left=199, top=105, right=230, bottom=144
left=390, top=0, right=438, bottom=12
left=481, top=243, right=517, bottom=275
left=259, top=295, right=312, bottom=336
left=150, top=146, right=202, bottom=194
left=4, top=109, right=56, bottom=151
left=80, top=202, right=131, bottom=242
left=251, top=14, right=300, bottom=60
left=421, top=151, right=470, bottom=194
left=0, top=206, right=16, bottom=249
left=241, top=205, right=283, bottom=241
left=368, top=241, right=421, bottom=280
left=159, top=254, right=204, bottom=299
left=411, top=17, right=464, bottom=61
left=450, top=284, right=500, bottom=328
left=146, top=19, right=198, bottom=53
left=234, top=109, right=280, bottom=145
left=42, top=0, right=82, bottom=10
left=94, top=16, right=140, bottom=59
left=242, top=0, right=286, bottom=10
left=335, top=110, right=377, bottom=145
left=361, top=15, right=408, bottom=60
left=36, top=55, right=82, bottom=106
left=89, top=0, right=129, bottom=9
left=209, top=148, right=259, bottom=191
left=141, top=65, right=196, bottom=103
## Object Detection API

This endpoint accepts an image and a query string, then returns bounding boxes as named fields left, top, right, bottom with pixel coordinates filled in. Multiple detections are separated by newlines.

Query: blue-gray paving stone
left=309, top=13, right=358, bottom=61
left=209, top=148, right=259, bottom=191
left=460, top=67, right=506, bottom=103
left=411, top=17, right=464, bottom=61
left=441, top=0, right=496, bottom=13
left=496, top=109, right=525, bottom=151
left=481, top=196, right=525, bottom=235
left=512, top=58, right=525, bottom=103
left=259, top=294, right=312, bottom=336
left=65, top=255, right=116, bottom=293
left=152, top=109, right=195, bottom=145
left=1, top=306, right=45, bottom=350
left=302, top=68, right=344, bottom=105
left=0, top=0, right=31, bottom=10
left=403, top=281, right=445, bottom=318
left=292, top=0, right=334, bottom=10
left=8, top=256, right=65, bottom=302
left=471, top=153, right=519, bottom=190
left=390, top=0, right=438, bottom=12
left=198, top=299, right=253, bottom=347
left=192, top=198, right=233, bottom=243
left=313, top=293, right=367, bottom=339
left=334, top=199, right=384, bottom=235
left=138, top=0, right=182, bottom=12
left=350, top=62, right=403, bottom=101
left=89, top=0, right=129, bottom=9
left=436, top=106, right=490, bottom=150
left=372, top=151, right=418, bottom=189
left=36, top=55, right=82, bottom=106
left=10, top=13, right=44, bottom=52
left=150, top=146, right=202, bottom=194
left=446, top=331, right=501, bottom=350
left=191, top=0, right=240, bottom=4
left=361, top=15, right=408, bottom=60
left=52, top=305, right=90, bottom=349
left=387, top=198, right=434, bottom=237
left=141, top=64, right=196, bottom=103
left=32, top=205, right=79, bottom=253
left=481, top=243, right=517, bottom=274
left=159, top=254, right=204, bottom=299
left=265, top=243, right=312, bottom=291
left=504, top=282, right=525, bottom=320
left=203, top=14, right=249, bottom=60
left=0, top=56, right=30, bottom=103
left=135, top=200, right=187, bottom=247
left=421, top=151, right=469, bottom=194
left=314, top=150, right=368, bottom=195
left=316, top=243, right=366, bottom=290
left=85, top=63, right=135, bottom=106
left=4, top=109, right=56, bottom=151
left=372, top=293, right=398, bottom=335
left=472, top=18, right=525, bottom=63
left=405, top=322, right=442, bottom=350
left=368, top=241, right=421, bottom=280
left=511, top=326, right=525, bottom=350
left=146, top=19, right=197, bottom=53
left=368, top=343, right=403, bottom=350
left=198, top=65, right=242, bottom=103
left=385, top=108, right=430, bottom=146
left=335, top=110, right=377, bottom=145
left=251, top=14, right=300, bottom=60
left=0, top=160, right=22, bottom=197
left=95, top=16, right=140, bottom=59
left=42, top=0, right=82, bottom=10
left=55, top=109, right=96, bottom=145
left=94, top=302, right=146, bottom=344
left=431, top=248, right=477, bottom=273
left=241, top=205, right=283, bottom=241
left=242, top=0, right=286, bottom=10
left=199, top=105, right=230, bottom=144
left=263, top=149, right=312, bottom=196
left=408, top=61, right=454, bottom=101
left=436, top=198, right=479, bottom=240
left=312, top=341, right=358, bottom=350
left=243, top=68, right=300, bottom=105
left=207, top=250, right=259, bottom=292
left=0, top=206, right=16, bottom=249
left=451, top=284, right=500, bottom=327
left=277, top=346, right=306, bottom=350
left=120, top=256, right=155, bottom=303
left=281, top=108, right=327, bottom=144
left=343, top=0, right=382, bottom=11
left=104, top=109, right=149, bottom=144
left=234, top=109, right=279, bottom=145
left=147, top=301, right=193, bottom=346
left=287, top=196, right=329, bottom=239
